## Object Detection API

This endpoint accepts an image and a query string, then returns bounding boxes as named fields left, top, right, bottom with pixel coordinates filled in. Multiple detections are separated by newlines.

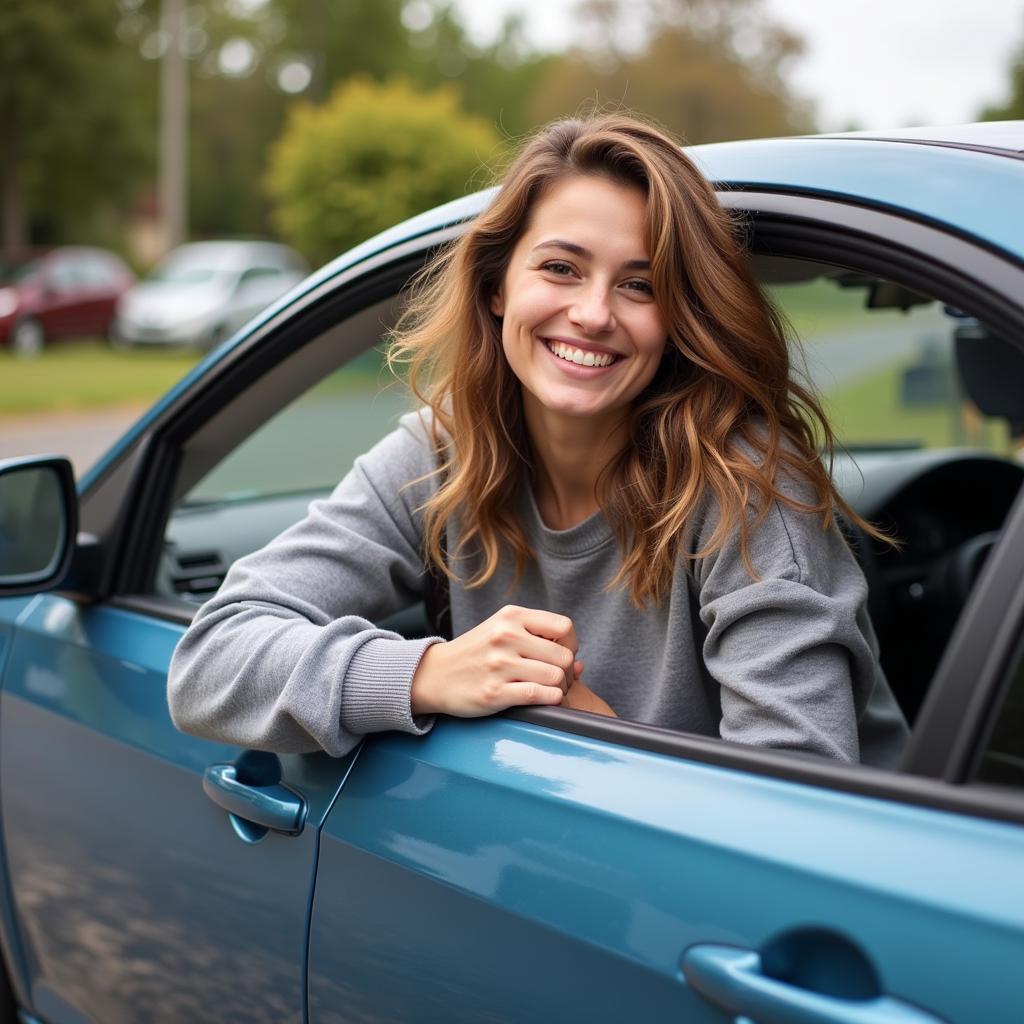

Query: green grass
left=766, top=278, right=869, bottom=338
left=822, top=358, right=1010, bottom=453
left=0, top=341, right=202, bottom=416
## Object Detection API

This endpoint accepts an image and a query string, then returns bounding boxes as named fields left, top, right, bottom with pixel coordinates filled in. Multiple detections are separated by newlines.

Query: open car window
left=153, top=241, right=1024, bottom=768
left=763, top=261, right=1016, bottom=457
left=762, top=257, right=1024, bottom=725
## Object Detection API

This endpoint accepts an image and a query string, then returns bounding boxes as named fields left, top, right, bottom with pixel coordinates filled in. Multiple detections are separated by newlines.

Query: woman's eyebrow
left=531, top=239, right=650, bottom=270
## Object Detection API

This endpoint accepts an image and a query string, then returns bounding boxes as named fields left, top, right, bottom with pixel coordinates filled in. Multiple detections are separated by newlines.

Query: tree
left=131, top=1, right=548, bottom=241
left=0, top=0, right=152, bottom=256
left=529, top=0, right=812, bottom=144
left=265, top=78, right=499, bottom=266
left=980, top=22, right=1024, bottom=120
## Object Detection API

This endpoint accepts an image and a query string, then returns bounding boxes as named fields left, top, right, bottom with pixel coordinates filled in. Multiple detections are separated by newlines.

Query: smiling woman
left=168, top=113, right=909, bottom=767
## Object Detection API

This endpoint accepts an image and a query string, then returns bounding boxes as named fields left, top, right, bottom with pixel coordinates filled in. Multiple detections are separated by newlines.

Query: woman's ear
left=490, top=290, right=504, bottom=317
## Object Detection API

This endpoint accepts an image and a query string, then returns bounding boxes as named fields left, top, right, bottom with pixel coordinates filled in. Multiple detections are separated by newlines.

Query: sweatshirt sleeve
left=692, top=479, right=907, bottom=765
left=167, top=412, right=444, bottom=756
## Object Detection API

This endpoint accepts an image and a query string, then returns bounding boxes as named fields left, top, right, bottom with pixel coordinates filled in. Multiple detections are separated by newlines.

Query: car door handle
left=202, top=763, right=307, bottom=836
left=681, top=944, right=946, bottom=1024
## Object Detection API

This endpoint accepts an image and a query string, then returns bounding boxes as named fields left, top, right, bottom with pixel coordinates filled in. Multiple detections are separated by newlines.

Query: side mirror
left=0, top=456, right=77, bottom=596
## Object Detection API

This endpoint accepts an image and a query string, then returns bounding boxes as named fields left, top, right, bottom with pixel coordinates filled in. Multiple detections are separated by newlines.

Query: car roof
left=292, top=121, right=1024, bottom=299
left=821, top=121, right=1024, bottom=156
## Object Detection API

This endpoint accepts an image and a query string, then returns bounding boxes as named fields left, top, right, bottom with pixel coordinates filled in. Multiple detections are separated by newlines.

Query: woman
left=168, top=114, right=908, bottom=766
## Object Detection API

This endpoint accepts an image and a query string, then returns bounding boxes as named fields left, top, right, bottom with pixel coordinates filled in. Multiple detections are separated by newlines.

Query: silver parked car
left=112, top=240, right=307, bottom=350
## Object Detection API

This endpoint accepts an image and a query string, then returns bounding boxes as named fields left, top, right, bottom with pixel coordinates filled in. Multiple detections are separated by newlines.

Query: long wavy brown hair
left=390, top=113, right=878, bottom=606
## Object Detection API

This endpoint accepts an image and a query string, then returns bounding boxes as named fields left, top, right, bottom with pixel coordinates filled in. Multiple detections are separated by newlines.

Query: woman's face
left=491, top=174, right=669, bottom=428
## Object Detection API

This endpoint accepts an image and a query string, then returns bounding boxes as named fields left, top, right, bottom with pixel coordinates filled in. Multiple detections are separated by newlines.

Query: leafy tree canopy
left=980, top=24, right=1024, bottom=120
left=530, top=0, right=812, bottom=143
left=265, top=77, right=499, bottom=266
left=0, top=0, right=152, bottom=250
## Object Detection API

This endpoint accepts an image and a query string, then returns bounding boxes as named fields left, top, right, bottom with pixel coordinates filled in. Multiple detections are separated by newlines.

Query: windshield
left=0, top=260, right=42, bottom=285
left=147, top=263, right=230, bottom=286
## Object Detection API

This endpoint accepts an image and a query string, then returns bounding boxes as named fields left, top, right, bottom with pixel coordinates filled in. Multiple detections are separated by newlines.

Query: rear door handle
left=203, top=763, right=307, bottom=836
left=681, top=943, right=946, bottom=1024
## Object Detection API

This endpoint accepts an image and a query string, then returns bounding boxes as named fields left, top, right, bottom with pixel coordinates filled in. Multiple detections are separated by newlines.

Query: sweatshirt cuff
left=341, top=635, right=442, bottom=736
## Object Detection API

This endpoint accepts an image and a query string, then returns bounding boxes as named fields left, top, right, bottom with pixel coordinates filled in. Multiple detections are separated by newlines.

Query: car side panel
left=308, top=717, right=1024, bottom=1024
left=0, top=596, right=347, bottom=1024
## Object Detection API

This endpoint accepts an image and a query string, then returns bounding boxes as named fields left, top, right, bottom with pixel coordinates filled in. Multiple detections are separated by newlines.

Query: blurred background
left=2, top=0, right=1023, bottom=469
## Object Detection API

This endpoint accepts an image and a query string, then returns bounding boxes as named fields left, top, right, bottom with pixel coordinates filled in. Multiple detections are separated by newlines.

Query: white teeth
left=546, top=340, right=614, bottom=367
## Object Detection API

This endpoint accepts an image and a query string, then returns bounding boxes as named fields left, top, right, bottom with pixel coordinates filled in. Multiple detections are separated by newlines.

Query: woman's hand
left=411, top=605, right=578, bottom=717
left=562, top=663, right=617, bottom=718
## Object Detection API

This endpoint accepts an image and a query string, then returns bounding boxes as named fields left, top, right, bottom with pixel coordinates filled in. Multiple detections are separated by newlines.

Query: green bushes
left=266, top=78, right=500, bottom=267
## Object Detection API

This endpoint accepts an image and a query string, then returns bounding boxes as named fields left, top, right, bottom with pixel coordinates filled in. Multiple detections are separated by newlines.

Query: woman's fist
left=411, top=605, right=577, bottom=717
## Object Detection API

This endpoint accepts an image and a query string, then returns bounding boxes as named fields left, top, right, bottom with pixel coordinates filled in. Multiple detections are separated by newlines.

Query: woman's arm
left=168, top=416, right=443, bottom=755
left=693, top=495, right=907, bottom=765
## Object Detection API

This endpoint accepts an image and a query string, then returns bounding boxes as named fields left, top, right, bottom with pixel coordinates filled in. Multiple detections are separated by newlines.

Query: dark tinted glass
left=975, top=644, right=1024, bottom=789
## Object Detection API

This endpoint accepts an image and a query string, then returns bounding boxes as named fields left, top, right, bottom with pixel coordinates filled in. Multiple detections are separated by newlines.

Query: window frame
left=85, top=192, right=1024, bottom=828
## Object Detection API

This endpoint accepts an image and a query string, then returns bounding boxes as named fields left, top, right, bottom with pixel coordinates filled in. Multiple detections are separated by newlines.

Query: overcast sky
left=453, top=0, right=1024, bottom=131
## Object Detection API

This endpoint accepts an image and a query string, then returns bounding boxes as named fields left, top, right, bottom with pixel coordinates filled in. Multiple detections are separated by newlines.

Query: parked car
left=2, top=123, right=1024, bottom=1024
left=0, top=246, right=135, bottom=356
left=111, top=240, right=307, bottom=350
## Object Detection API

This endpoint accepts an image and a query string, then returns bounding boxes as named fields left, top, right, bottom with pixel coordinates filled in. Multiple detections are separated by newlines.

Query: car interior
left=154, top=250, right=1024, bottom=739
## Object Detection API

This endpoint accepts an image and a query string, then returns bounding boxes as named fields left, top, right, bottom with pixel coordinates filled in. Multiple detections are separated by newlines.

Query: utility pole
left=159, top=0, right=187, bottom=253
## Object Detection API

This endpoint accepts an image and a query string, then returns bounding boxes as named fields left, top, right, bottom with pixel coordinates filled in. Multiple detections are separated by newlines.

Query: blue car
left=1, top=123, right=1024, bottom=1024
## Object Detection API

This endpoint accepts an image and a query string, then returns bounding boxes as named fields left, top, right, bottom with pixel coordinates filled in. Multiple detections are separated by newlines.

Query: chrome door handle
left=202, top=763, right=307, bottom=836
left=681, top=944, right=946, bottom=1024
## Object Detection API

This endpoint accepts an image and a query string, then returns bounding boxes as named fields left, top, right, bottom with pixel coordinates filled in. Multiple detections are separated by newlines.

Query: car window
left=158, top=322, right=414, bottom=601
left=183, top=349, right=410, bottom=505
left=78, top=252, right=121, bottom=287
left=764, top=267, right=1013, bottom=457
left=238, top=267, right=283, bottom=284
left=974, top=641, right=1024, bottom=790
left=47, top=258, right=88, bottom=292
left=3, top=259, right=42, bottom=285
left=156, top=251, right=1024, bottom=762
left=764, top=259, right=1023, bottom=726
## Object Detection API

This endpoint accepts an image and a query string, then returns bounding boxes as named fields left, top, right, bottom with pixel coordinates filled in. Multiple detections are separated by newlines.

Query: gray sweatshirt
left=168, top=411, right=909, bottom=767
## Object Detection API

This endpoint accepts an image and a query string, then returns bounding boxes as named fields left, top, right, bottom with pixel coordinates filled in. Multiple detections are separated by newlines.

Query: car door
left=38, top=254, right=91, bottom=341
left=303, top=195, right=1024, bottom=1023
left=0, top=590, right=363, bottom=1024
left=0, top=240, right=426, bottom=1024
left=0, top=318, right=401, bottom=1022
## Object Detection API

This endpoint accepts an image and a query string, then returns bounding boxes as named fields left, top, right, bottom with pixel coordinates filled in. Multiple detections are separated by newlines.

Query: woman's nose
left=568, top=285, right=615, bottom=334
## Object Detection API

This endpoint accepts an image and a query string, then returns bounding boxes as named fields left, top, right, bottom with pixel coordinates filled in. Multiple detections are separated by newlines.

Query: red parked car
left=0, top=247, right=136, bottom=356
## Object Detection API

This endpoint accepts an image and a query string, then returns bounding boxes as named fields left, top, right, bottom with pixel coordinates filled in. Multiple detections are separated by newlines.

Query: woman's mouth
left=543, top=339, right=619, bottom=368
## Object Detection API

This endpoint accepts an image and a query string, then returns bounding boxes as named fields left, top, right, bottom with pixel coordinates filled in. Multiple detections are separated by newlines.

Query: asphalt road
left=0, top=315, right=945, bottom=484
left=0, top=403, right=147, bottom=478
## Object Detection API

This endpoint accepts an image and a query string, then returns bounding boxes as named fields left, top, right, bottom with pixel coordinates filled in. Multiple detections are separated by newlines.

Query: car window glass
left=974, top=640, right=1024, bottom=790
left=47, top=259, right=87, bottom=292
left=239, top=267, right=283, bottom=283
left=765, top=261, right=1023, bottom=727
left=765, top=270, right=1012, bottom=457
left=78, top=253, right=119, bottom=287
left=4, top=259, right=42, bottom=285
left=184, top=349, right=410, bottom=505
left=158, top=340, right=413, bottom=603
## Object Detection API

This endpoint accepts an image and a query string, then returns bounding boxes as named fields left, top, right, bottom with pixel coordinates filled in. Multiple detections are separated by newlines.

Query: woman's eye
left=542, top=261, right=576, bottom=277
left=624, top=278, right=654, bottom=297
